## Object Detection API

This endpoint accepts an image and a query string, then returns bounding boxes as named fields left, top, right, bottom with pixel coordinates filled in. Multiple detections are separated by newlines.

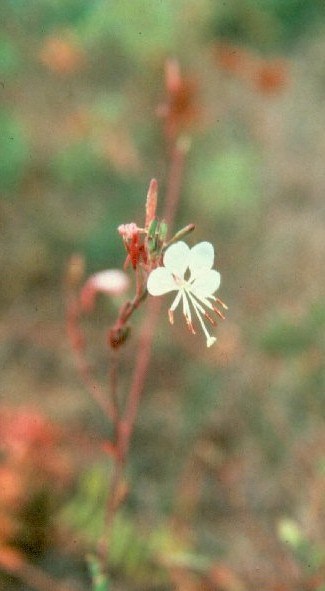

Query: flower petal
left=163, top=241, right=190, bottom=277
left=147, top=267, right=178, bottom=296
left=189, top=242, right=214, bottom=278
left=190, top=269, right=221, bottom=298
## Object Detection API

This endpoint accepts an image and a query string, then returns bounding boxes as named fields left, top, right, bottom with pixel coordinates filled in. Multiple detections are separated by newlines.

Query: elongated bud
left=145, top=178, right=158, bottom=229
left=80, top=270, right=129, bottom=312
left=163, top=223, right=195, bottom=250
left=165, top=58, right=181, bottom=93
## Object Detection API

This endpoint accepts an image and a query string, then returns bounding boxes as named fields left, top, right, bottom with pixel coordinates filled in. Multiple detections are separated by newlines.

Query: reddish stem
left=163, top=138, right=190, bottom=225
left=102, top=139, right=189, bottom=552
left=121, top=297, right=162, bottom=457
left=66, top=295, right=117, bottom=423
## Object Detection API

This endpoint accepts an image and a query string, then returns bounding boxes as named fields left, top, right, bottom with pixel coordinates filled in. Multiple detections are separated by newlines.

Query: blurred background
left=0, top=1, right=324, bottom=590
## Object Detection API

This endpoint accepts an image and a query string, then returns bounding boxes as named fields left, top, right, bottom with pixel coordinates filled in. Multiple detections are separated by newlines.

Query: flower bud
left=108, top=325, right=131, bottom=349
left=80, top=270, right=129, bottom=312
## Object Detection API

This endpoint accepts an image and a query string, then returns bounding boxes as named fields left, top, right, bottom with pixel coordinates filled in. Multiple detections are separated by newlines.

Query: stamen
left=187, top=291, right=215, bottom=347
left=212, top=305, right=226, bottom=320
left=204, top=311, right=217, bottom=326
left=187, top=291, right=207, bottom=315
left=185, top=317, right=196, bottom=334
left=182, top=292, right=196, bottom=334
left=168, top=309, right=174, bottom=325
left=190, top=291, right=215, bottom=313
left=216, top=297, right=228, bottom=310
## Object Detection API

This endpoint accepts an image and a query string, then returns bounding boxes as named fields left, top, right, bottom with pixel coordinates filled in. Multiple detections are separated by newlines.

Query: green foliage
left=75, top=0, right=212, bottom=65
left=260, top=303, right=325, bottom=357
left=2, top=0, right=92, bottom=34
left=278, top=518, right=325, bottom=575
left=51, top=141, right=110, bottom=191
left=0, top=36, right=21, bottom=76
left=209, top=0, right=325, bottom=50
left=60, top=464, right=160, bottom=583
left=190, top=146, right=261, bottom=215
left=260, top=316, right=314, bottom=357
left=60, top=463, right=206, bottom=585
left=0, top=109, right=29, bottom=192
left=77, top=0, right=177, bottom=57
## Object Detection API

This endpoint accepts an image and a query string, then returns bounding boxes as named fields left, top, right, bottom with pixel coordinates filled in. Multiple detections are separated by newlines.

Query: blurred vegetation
left=0, top=1, right=324, bottom=590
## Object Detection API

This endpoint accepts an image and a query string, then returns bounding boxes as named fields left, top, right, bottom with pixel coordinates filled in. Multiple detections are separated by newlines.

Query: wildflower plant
left=65, top=60, right=227, bottom=586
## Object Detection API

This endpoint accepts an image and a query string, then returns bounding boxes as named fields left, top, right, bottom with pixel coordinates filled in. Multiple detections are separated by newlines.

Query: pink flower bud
left=145, top=178, right=158, bottom=228
left=80, top=270, right=130, bottom=312
left=118, top=223, right=139, bottom=240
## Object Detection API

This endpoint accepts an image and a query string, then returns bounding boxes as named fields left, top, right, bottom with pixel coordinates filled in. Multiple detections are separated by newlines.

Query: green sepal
left=147, top=219, right=159, bottom=254
left=158, top=220, right=168, bottom=242
left=147, top=219, right=158, bottom=239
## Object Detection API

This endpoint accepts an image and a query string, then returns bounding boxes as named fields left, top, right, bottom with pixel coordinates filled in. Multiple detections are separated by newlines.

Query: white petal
left=147, top=267, right=178, bottom=296
left=190, top=270, right=221, bottom=298
left=189, top=242, right=214, bottom=278
left=163, top=241, right=190, bottom=277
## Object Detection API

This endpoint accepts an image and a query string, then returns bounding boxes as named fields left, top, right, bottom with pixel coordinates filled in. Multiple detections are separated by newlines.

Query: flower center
left=172, top=274, right=187, bottom=288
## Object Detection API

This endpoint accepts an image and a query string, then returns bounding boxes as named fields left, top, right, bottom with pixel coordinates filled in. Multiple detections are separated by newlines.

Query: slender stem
left=121, top=297, right=162, bottom=457
left=97, top=451, right=125, bottom=564
left=66, top=295, right=117, bottom=422
left=99, top=135, right=190, bottom=569
left=163, top=137, right=190, bottom=225
left=123, top=138, right=189, bottom=432
left=108, top=348, right=120, bottom=423
left=119, top=138, right=190, bottom=461
left=111, top=286, right=148, bottom=340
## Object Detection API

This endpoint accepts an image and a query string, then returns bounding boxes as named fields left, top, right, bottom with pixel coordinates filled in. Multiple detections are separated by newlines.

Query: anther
left=185, top=316, right=196, bottom=334
left=216, top=297, right=228, bottom=310
left=204, top=311, right=217, bottom=326
left=213, top=306, right=226, bottom=320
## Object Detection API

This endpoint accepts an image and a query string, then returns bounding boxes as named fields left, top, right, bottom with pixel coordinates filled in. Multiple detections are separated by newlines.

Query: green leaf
left=190, top=147, right=261, bottom=215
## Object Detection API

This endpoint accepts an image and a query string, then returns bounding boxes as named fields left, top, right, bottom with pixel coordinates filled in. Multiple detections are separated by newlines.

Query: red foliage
left=0, top=407, right=75, bottom=553
left=39, top=35, right=84, bottom=74
left=157, top=59, right=199, bottom=140
left=214, top=42, right=289, bottom=95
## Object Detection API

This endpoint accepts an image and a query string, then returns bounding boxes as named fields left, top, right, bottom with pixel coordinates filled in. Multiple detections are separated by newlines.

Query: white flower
left=147, top=241, right=226, bottom=347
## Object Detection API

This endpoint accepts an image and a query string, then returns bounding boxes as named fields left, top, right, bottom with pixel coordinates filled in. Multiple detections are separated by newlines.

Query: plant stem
left=100, top=137, right=190, bottom=567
